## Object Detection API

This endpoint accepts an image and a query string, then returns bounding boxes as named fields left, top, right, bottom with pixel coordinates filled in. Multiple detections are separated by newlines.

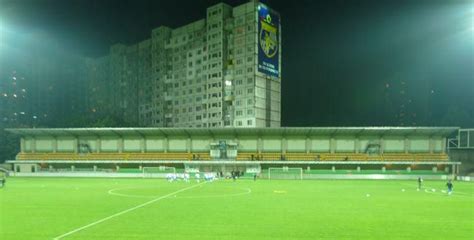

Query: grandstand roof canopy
left=5, top=127, right=459, bottom=138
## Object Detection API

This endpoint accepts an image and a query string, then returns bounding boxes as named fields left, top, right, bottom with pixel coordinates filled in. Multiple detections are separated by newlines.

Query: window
left=236, top=27, right=244, bottom=35
left=236, top=110, right=243, bottom=116
left=247, top=88, right=254, bottom=94
left=237, top=121, right=242, bottom=126
left=247, top=24, right=253, bottom=31
left=247, top=119, right=253, bottom=126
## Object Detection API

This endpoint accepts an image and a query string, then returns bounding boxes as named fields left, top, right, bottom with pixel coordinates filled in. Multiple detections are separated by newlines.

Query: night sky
left=1, top=0, right=473, bottom=127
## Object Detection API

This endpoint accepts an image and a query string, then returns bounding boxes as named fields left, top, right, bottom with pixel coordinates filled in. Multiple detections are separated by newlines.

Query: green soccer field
left=0, top=177, right=473, bottom=240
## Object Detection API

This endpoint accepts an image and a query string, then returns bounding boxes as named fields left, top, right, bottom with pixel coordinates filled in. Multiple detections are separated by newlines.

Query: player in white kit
left=195, top=172, right=201, bottom=183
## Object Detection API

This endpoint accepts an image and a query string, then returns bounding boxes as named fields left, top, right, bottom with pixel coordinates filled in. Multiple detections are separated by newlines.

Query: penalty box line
left=53, top=182, right=206, bottom=240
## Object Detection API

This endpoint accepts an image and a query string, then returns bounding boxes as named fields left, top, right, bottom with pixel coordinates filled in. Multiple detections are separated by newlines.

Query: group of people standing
left=165, top=170, right=258, bottom=182
left=418, top=177, right=454, bottom=195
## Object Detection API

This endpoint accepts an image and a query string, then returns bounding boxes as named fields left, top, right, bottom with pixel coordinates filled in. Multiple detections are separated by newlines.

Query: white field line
left=175, top=187, right=252, bottom=199
left=108, top=187, right=156, bottom=199
left=53, top=182, right=205, bottom=240
left=108, top=186, right=252, bottom=199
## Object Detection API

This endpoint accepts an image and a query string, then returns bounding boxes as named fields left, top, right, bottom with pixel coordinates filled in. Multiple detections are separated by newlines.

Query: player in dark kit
left=446, top=180, right=453, bottom=195
left=0, top=177, right=5, bottom=188
left=417, top=177, right=423, bottom=191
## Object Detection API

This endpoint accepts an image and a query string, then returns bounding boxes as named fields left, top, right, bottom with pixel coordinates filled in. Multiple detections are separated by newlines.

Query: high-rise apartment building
left=87, top=1, right=281, bottom=128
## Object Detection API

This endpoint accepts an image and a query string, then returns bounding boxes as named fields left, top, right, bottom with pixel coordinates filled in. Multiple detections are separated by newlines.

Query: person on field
left=195, top=172, right=201, bottom=183
left=0, top=177, right=5, bottom=188
left=446, top=180, right=453, bottom=195
left=184, top=173, right=190, bottom=182
left=417, top=177, right=423, bottom=190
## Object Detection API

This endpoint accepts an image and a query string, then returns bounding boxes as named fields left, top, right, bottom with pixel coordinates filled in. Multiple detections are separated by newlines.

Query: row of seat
left=16, top=152, right=211, bottom=161
left=236, top=153, right=449, bottom=161
left=16, top=152, right=448, bottom=161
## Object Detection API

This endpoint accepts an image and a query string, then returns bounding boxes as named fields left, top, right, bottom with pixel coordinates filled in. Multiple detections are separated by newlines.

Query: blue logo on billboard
left=257, top=4, right=279, bottom=78
left=259, top=14, right=278, bottom=58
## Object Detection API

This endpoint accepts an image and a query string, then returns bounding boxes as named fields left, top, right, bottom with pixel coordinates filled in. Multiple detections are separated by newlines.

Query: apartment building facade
left=87, top=1, right=281, bottom=128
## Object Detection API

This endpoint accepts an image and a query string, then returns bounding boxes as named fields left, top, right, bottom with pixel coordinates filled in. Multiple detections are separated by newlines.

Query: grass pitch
left=0, top=177, right=473, bottom=240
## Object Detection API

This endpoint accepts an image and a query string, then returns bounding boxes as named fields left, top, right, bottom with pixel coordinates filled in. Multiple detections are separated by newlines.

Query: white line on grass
left=108, top=186, right=252, bottom=199
left=52, top=182, right=205, bottom=240
left=107, top=187, right=156, bottom=198
left=176, top=187, right=252, bottom=199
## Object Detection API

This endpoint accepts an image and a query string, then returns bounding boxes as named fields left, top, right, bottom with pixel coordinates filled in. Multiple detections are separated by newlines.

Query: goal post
left=143, top=166, right=176, bottom=178
left=268, top=167, right=303, bottom=180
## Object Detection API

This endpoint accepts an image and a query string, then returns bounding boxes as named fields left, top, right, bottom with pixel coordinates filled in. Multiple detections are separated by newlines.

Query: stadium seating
left=16, top=152, right=448, bottom=162
left=235, top=152, right=448, bottom=161
left=236, top=153, right=261, bottom=161
left=16, top=152, right=211, bottom=161
left=380, top=153, right=448, bottom=161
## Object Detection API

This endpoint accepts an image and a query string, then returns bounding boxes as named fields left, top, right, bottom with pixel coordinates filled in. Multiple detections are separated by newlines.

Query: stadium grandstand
left=5, top=127, right=461, bottom=179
